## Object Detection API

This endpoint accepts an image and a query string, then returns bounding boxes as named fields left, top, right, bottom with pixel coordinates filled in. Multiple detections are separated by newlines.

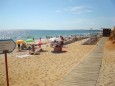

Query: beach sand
left=97, top=38, right=115, bottom=86
left=0, top=40, right=95, bottom=86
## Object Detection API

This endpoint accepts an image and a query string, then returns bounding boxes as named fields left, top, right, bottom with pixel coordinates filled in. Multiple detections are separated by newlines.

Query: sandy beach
left=0, top=39, right=95, bottom=86
left=0, top=0, right=114, bottom=85
left=96, top=38, right=115, bottom=86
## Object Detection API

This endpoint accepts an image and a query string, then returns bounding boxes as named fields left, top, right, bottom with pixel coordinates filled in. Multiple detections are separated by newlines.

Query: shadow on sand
left=51, top=51, right=67, bottom=54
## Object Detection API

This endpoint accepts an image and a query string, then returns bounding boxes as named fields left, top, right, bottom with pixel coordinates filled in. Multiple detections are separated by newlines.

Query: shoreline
left=0, top=30, right=101, bottom=41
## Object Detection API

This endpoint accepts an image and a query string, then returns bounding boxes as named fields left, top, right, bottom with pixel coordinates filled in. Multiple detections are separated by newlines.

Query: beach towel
left=16, top=54, right=31, bottom=58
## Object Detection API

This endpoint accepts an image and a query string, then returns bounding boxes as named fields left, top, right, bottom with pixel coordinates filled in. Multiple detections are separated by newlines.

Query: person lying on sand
left=29, top=45, right=47, bottom=55
left=21, top=43, right=28, bottom=50
left=29, top=49, right=40, bottom=55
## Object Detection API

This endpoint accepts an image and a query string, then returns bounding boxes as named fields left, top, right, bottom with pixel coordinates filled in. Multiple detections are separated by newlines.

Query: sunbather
left=29, top=45, right=45, bottom=55
left=21, top=43, right=27, bottom=50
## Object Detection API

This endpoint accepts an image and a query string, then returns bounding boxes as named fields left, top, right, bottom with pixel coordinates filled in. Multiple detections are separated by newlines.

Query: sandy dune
left=97, top=39, right=115, bottom=86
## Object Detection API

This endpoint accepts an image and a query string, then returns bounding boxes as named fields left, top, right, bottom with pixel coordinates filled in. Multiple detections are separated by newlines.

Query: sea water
left=0, top=29, right=102, bottom=41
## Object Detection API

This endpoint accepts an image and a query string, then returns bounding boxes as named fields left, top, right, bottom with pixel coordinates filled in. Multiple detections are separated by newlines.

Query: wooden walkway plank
left=57, top=37, right=107, bottom=86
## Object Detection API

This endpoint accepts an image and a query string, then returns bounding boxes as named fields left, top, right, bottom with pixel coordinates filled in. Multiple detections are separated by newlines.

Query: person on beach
left=33, top=37, right=34, bottom=41
left=29, top=44, right=45, bottom=55
left=21, top=43, right=27, bottom=50
left=50, top=40, right=57, bottom=47
left=18, top=44, right=20, bottom=51
left=29, top=44, right=36, bottom=55
left=38, top=38, right=43, bottom=48
left=59, top=36, right=64, bottom=46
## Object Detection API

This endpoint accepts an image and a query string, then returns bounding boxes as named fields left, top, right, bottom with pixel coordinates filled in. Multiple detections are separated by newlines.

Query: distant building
left=101, top=28, right=111, bottom=37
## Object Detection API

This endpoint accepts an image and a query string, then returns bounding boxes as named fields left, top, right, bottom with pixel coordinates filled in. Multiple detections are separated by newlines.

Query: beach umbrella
left=49, top=37, right=61, bottom=42
left=16, top=40, right=25, bottom=44
left=25, top=39, right=34, bottom=42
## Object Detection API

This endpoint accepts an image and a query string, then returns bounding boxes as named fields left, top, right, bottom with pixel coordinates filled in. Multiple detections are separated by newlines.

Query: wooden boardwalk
left=57, top=37, right=107, bottom=86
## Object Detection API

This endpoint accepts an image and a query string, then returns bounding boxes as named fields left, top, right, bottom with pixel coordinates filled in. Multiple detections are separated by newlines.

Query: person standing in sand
left=38, top=38, right=43, bottom=48
left=18, top=44, right=20, bottom=51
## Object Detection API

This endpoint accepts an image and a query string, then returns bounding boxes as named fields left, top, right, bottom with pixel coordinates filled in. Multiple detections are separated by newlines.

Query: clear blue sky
left=0, top=0, right=115, bottom=30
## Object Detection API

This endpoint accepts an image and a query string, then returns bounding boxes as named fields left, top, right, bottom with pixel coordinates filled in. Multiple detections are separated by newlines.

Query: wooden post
left=3, top=50, right=9, bottom=86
